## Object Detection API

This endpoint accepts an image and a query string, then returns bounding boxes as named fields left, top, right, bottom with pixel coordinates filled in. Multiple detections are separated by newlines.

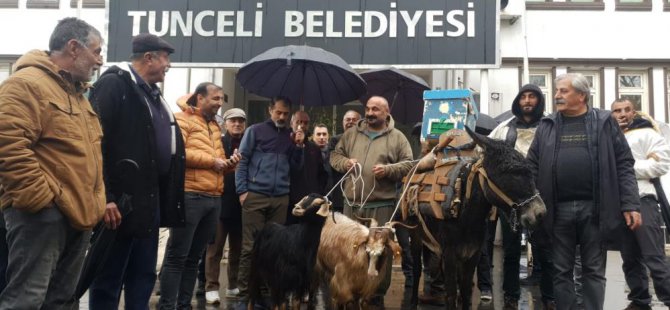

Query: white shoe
left=226, top=288, right=240, bottom=298
left=205, top=290, right=221, bottom=304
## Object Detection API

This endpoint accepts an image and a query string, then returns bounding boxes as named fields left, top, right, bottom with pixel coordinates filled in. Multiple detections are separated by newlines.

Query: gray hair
left=49, top=17, right=101, bottom=52
left=555, top=73, right=590, bottom=104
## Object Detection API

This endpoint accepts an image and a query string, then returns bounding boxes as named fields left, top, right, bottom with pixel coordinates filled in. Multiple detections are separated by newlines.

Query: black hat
left=132, top=33, right=175, bottom=54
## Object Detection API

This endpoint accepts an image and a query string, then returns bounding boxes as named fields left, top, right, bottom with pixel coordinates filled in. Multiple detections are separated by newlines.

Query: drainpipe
left=521, top=1, right=529, bottom=85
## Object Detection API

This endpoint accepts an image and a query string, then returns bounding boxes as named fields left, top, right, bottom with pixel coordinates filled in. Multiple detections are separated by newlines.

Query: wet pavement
left=79, top=229, right=668, bottom=309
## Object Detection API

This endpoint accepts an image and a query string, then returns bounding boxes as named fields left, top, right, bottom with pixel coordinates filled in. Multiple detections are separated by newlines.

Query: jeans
left=0, top=214, right=8, bottom=293
left=158, top=193, right=220, bottom=309
left=621, top=196, right=670, bottom=306
left=89, top=228, right=159, bottom=310
left=553, top=200, right=606, bottom=310
left=476, top=218, right=496, bottom=292
left=529, top=226, right=555, bottom=303
left=0, top=207, right=89, bottom=310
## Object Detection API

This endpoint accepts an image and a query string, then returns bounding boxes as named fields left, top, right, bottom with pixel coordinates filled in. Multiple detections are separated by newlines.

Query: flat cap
left=223, top=108, right=247, bottom=120
left=132, top=33, right=175, bottom=54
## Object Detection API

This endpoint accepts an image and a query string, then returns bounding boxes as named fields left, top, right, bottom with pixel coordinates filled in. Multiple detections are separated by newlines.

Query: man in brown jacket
left=158, top=82, right=240, bottom=309
left=0, top=18, right=105, bottom=308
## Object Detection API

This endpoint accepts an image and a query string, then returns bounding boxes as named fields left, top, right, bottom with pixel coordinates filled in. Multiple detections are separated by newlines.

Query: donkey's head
left=465, top=126, right=546, bottom=228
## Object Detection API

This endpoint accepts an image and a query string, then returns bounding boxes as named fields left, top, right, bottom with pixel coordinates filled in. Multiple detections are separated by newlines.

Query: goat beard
left=367, top=253, right=380, bottom=276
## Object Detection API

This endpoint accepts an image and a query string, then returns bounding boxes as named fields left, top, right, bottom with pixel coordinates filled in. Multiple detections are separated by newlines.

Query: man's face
left=342, top=111, right=360, bottom=130
left=554, top=78, right=587, bottom=116
left=72, top=36, right=103, bottom=82
left=291, top=112, right=310, bottom=133
left=270, top=100, right=290, bottom=128
left=199, top=87, right=223, bottom=121
left=365, top=97, right=389, bottom=129
left=147, top=51, right=171, bottom=83
left=518, top=91, right=539, bottom=116
left=313, top=126, right=329, bottom=148
left=225, top=117, right=246, bottom=137
left=611, top=100, right=636, bottom=130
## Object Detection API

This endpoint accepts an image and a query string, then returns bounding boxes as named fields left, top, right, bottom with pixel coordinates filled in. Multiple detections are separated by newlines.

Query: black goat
left=248, top=193, right=331, bottom=310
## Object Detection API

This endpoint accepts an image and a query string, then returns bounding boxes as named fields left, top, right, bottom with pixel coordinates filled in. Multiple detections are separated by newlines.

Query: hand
left=293, top=126, right=305, bottom=145
left=213, top=158, right=226, bottom=172
left=239, top=192, right=248, bottom=205
left=623, top=211, right=642, bottom=231
left=346, top=158, right=358, bottom=170
left=104, top=202, right=122, bottom=229
left=372, top=164, right=387, bottom=179
left=228, top=152, right=242, bottom=166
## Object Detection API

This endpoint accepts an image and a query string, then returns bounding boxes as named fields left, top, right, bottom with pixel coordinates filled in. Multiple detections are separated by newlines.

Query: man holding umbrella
left=330, top=95, right=414, bottom=307
left=235, top=97, right=304, bottom=308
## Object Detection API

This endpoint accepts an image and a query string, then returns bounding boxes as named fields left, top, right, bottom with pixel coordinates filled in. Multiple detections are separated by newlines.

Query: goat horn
left=387, top=221, right=417, bottom=230
left=353, top=214, right=377, bottom=227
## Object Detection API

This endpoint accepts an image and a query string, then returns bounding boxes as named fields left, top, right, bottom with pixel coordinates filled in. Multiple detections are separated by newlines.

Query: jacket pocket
left=47, top=100, right=84, bottom=140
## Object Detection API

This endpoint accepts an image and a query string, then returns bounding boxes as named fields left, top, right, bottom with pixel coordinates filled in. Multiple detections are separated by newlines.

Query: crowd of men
left=1, top=17, right=670, bottom=310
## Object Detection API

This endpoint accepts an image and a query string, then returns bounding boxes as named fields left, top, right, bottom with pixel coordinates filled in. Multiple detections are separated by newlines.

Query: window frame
left=26, top=0, right=59, bottom=9
left=617, top=70, right=649, bottom=113
left=526, top=0, right=605, bottom=11
left=69, top=0, right=105, bottom=8
left=615, top=0, right=652, bottom=11
left=529, top=71, right=554, bottom=113
left=0, top=0, right=18, bottom=8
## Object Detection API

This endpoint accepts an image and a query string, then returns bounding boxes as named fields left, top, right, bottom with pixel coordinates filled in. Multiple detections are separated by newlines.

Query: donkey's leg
left=442, top=251, right=459, bottom=310
left=458, top=252, right=481, bottom=310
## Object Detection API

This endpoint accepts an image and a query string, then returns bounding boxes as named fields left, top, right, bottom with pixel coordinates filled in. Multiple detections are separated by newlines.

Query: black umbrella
left=237, top=45, right=366, bottom=106
left=476, top=113, right=499, bottom=135
left=360, top=67, right=430, bottom=124
left=74, top=159, right=138, bottom=299
left=493, top=110, right=514, bottom=123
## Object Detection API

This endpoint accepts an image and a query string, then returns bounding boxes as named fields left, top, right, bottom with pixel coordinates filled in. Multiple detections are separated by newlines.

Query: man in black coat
left=527, top=73, right=641, bottom=310
left=88, top=33, right=186, bottom=309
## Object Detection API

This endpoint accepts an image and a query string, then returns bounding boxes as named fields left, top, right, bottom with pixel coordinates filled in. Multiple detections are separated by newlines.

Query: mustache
left=555, top=99, right=565, bottom=105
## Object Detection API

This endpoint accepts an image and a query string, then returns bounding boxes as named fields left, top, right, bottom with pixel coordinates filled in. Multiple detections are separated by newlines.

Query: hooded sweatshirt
left=488, top=84, right=546, bottom=157
left=0, top=50, right=105, bottom=230
left=624, top=117, right=670, bottom=199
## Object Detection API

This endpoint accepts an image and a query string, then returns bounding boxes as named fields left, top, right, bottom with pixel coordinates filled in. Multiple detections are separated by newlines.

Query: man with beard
left=286, top=111, right=328, bottom=224
left=475, top=84, right=555, bottom=309
left=158, top=83, right=240, bottom=309
left=331, top=96, right=413, bottom=308
left=328, top=110, right=361, bottom=212
left=527, top=73, right=641, bottom=310
left=611, top=98, right=670, bottom=310
left=234, top=97, right=304, bottom=309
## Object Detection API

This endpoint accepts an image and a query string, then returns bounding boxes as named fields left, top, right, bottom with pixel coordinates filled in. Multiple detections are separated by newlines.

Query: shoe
left=234, top=301, right=249, bottom=310
left=226, top=287, right=240, bottom=298
left=520, top=272, right=541, bottom=286
left=418, top=293, right=446, bottom=306
left=503, top=297, right=519, bottom=310
left=623, top=302, right=652, bottom=310
left=205, top=291, right=221, bottom=304
left=195, top=281, right=205, bottom=296
left=543, top=300, right=556, bottom=310
left=479, top=289, right=492, bottom=302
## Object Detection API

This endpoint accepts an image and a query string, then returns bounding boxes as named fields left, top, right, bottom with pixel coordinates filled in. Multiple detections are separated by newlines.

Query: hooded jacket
left=489, top=84, right=545, bottom=157
left=330, top=116, right=414, bottom=204
left=175, top=98, right=227, bottom=196
left=624, top=117, right=670, bottom=199
left=527, top=108, right=640, bottom=248
left=89, top=63, right=186, bottom=237
left=0, top=50, right=105, bottom=230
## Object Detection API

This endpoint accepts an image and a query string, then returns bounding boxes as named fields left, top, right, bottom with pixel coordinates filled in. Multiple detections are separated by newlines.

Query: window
left=0, top=64, right=10, bottom=84
left=615, top=0, right=652, bottom=11
left=526, top=0, right=605, bottom=10
left=529, top=72, right=553, bottom=112
left=70, top=0, right=105, bottom=8
left=618, top=71, right=648, bottom=112
left=26, top=0, right=59, bottom=9
left=0, top=0, right=18, bottom=8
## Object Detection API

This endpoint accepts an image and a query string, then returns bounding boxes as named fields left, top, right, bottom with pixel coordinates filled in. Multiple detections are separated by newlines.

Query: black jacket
left=221, top=133, right=242, bottom=220
left=289, top=140, right=328, bottom=205
left=90, top=64, right=186, bottom=238
left=527, top=108, right=640, bottom=248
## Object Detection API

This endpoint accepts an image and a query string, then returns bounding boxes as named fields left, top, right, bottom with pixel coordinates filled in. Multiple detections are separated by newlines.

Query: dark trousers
left=422, top=247, right=445, bottom=296
left=0, top=207, right=89, bottom=310
left=237, top=192, right=288, bottom=301
left=205, top=217, right=242, bottom=291
left=159, top=193, right=220, bottom=309
left=0, top=214, right=7, bottom=293
left=89, top=228, right=159, bottom=310
left=553, top=200, right=606, bottom=310
left=476, top=218, right=496, bottom=292
left=529, top=225, right=555, bottom=303
left=621, top=196, right=670, bottom=306
left=475, top=214, right=521, bottom=300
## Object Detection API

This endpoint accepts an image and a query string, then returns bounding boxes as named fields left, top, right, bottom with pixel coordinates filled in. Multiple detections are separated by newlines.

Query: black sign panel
left=107, top=0, right=498, bottom=67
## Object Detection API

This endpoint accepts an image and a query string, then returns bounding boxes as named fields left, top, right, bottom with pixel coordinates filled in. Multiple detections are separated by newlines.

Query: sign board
left=107, top=0, right=499, bottom=68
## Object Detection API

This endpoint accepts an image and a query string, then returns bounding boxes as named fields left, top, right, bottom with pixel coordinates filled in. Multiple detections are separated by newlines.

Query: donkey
left=404, top=127, right=546, bottom=310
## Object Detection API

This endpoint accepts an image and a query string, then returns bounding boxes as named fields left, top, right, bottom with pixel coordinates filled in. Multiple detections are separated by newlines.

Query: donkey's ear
left=465, top=126, right=494, bottom=150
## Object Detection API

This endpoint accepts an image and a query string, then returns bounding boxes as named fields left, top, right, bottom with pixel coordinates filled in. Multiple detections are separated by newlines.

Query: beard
left=274, top=120, right=287, bottom=128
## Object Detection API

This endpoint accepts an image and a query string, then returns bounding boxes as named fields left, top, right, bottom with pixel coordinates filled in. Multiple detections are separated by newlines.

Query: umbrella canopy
left=493, top=110, right=514, bottom=123
left=475, top=113, right=499, bottom=135
left=360, top=67, right=430, bottom=124
left=237, top=45, right=366, bottom=106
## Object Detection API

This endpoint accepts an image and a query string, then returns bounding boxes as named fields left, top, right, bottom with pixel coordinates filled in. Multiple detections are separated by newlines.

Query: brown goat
left=316, top=212, right=401, bottom=309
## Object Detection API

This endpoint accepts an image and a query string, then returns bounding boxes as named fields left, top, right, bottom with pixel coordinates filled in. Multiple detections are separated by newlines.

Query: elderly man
left=235, top=97, right=304, bottom=308
left=611, top=98, right=670, bottom=310
left=330, top=96, right=413, bottom=307
left=205, top=108, right=247, bottom=304
left=88, top=33, right=185, bottom=309
left=0, top=17, right=104, bottom=308
left=527, top=73, right=641, bottom=310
